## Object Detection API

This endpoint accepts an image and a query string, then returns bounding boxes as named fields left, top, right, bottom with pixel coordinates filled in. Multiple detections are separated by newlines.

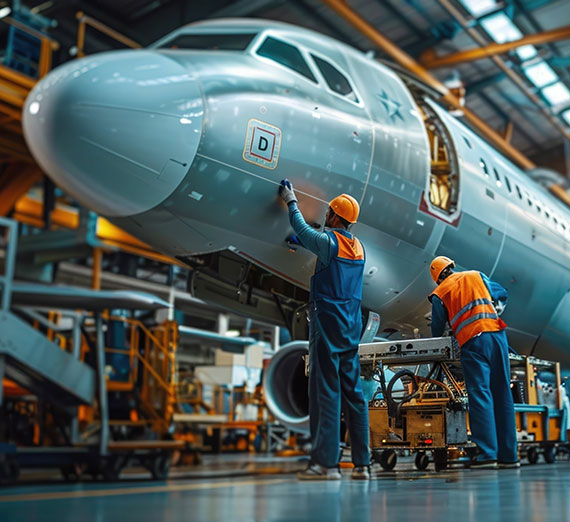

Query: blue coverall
left=288, top=201, right=370, bottom=468
left=432, top=273, right=518, bottom=463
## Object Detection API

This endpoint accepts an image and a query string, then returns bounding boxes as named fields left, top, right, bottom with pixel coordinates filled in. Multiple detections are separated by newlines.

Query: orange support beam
left=420, top=24, right=570, bottom=69
left=0, top=163, right=43, bottom=216
left=436, top=0, right=570, bottom=147
left=12, top=194, right=185, bottom=266
left=92, top=247, right=102, bottom=290
left=549, top=184, right=570, bottom=208
left=320, top=0, right=535, bottom=170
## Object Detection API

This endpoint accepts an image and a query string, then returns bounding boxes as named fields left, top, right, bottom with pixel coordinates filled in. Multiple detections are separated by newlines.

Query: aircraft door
left=425, top=102, right=507, bottom=276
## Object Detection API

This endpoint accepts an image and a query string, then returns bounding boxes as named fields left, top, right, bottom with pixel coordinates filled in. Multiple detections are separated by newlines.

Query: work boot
left=498, top=461, right=520, bottom=469
left=351, top=466, right=370, bottom=480
left=297, top=463, right=341, bottom=480
left=470, top=460, right=498, bottom=469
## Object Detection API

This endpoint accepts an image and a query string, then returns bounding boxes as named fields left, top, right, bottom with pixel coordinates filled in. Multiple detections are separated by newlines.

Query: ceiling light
left=480, top=12, right=522, bottom=43
left=542, top=82, right=570, bottom=106
left=460, top=0, right=497, bottom=17
left=0, top=6, right=11, bottom=18
left=516, top=45, right=537, bottom=61
left=524, top=61, right=558, bottom=88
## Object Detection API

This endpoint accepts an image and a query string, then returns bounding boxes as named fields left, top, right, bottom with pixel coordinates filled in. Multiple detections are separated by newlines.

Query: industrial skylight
left=480, top=12, right=534, bottom=61
left=460, top=0, right=497, bottom=18
left=516, top=45, right=537, bottom=61
left=524, top=61, right=558, bottom=88
left=481, top=13, right=522, bottom=43
left=542, top=82, right=570, bottom=106
left=562, top=108, right=570, bottom=127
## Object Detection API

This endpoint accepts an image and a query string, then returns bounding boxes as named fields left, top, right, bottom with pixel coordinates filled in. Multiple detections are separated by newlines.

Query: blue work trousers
left=461, top=331, right=517, bottom=462
left=308, top=300, right=370, bottom=468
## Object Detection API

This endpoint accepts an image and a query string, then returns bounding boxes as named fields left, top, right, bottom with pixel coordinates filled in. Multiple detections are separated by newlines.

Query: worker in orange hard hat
left=278, top=179, right=370, bottom=481
left=428, top=256, right=518, bottom=469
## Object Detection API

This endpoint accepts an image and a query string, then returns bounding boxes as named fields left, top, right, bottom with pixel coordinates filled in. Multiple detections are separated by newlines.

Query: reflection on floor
left=1, top=456, right=570, bottom=522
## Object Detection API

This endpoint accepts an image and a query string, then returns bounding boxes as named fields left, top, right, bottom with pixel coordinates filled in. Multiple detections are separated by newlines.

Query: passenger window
left=493, top=168, right=502, bottom=188
left=536, top=203, right=541, bottom=213
left=463, top=136, right=472, bottom=149
left=158, top=33, right=257, bottom=50
left=516, top=185, right=522, bottom=199
left=256, top=37, right=316, bottom=82
left=545, top=210, right=550, bottom=219
left=480, top=159, right=489, bottom=178
left=504, top=175, right=512, bottom=193
left=311, top=54, right=358, bottom=101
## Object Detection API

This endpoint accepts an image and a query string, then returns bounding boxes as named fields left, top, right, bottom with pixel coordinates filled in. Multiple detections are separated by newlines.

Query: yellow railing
left=104, top=317, right=178, bottom=434
left=1, top=15, right=59, bottom=79
left=75, top=11, right=141, bottom=58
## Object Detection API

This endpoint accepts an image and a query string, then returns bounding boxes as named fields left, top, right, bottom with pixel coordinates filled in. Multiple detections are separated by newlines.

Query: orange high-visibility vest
left=430, top=271, right=505, bottom=347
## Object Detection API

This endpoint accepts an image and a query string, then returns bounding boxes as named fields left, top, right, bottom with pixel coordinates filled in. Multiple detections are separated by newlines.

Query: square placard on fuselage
left=243, top=119, right=282, bottom=170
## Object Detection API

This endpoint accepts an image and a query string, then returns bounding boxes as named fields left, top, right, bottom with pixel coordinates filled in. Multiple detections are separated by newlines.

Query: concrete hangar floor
left=1, top=456, right=570, bottom=522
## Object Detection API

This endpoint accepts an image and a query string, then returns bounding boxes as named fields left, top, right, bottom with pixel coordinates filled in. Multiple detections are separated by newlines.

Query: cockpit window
left=311, top=54, right=358, bottom=102
left=158, top=33, right=257, bottom=51
left=256, top=37, right=316, bottom=83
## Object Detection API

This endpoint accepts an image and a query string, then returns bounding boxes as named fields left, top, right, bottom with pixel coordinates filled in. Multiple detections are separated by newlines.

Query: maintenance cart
left=359, top=337, right=569, bottom=471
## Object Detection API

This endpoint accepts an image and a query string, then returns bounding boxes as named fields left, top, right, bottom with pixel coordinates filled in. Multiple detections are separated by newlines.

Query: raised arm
left=288, top=202, right=334, bottom=263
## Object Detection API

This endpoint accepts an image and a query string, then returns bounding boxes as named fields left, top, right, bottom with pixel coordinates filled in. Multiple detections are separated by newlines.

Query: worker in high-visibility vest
left=278, top=179, right=370, bottom=480
left=429, top=256, right=518, bottom=469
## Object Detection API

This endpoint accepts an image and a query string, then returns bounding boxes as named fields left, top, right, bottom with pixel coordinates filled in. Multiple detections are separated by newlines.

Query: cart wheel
left=60, top=463, right=83, bottom=482
left=527, top=447, right=539, bottom=465
left=415, top=451, right=430, bottom=471
left=377, top=449, right=397, bottom=471
left=544, top=445, right=556, bottom=464
left=0, top=457, right=20, bottom=484
left=103, top=456, right=126, bottom=482
left=150, top=453, right=171, bottom=480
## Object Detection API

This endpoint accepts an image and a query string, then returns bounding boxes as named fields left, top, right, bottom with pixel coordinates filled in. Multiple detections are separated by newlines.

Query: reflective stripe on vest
left=430, top=270, right=504, bottom=347
left=450, top=298, right=493, bottom=329
left=455, top=312, right=499, bottom=335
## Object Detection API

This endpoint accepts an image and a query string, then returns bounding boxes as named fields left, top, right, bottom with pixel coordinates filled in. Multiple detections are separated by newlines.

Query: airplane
left=21, top=18, right=570, bottom=427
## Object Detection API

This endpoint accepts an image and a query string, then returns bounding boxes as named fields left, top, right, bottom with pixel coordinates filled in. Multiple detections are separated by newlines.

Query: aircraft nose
left=23, top=50, right=203, bottom=217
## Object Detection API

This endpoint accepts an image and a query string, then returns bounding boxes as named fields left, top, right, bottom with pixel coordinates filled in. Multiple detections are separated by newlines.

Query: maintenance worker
left=278, top=179, right=370, bottom=480
left=428, top=256, right=518, bottom=469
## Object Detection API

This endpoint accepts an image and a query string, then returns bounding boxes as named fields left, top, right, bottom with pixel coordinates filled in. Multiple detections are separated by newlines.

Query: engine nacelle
left=263, top=341, right=309, bottom=434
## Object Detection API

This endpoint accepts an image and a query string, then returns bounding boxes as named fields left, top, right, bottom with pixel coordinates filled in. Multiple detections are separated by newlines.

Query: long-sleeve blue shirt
left=431, top=272, right=508, bottom=337
left=287, top=201, right=339, bottom=266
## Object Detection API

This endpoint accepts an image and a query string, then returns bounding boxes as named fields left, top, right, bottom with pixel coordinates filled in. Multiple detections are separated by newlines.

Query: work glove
left=286, top=234, right=300, bottom=253
left=494, top=299, right=506, bottom=316
left=279, top=179, right=297, bottom=205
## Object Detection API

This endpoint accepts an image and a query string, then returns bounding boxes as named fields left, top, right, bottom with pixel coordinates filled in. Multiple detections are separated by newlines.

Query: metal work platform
left=359, top=336, right=458, bottom=365
left=0, top=218, right=96, bottom=407
left=0, top=311, right=94, bottom=406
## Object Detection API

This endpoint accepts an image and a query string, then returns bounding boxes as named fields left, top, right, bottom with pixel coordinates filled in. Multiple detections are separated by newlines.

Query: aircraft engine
left=263, top=341, right=310, bottom=434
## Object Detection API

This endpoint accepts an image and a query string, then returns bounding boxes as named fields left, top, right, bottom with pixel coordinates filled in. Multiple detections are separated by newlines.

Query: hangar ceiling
left=2, top=0, right=570, bottom=174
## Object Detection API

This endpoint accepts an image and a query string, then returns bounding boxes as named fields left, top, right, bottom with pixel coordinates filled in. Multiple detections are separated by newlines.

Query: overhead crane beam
left=320, top=0, right=535, bottom=169
left=420, top=24, right=570, bottom=69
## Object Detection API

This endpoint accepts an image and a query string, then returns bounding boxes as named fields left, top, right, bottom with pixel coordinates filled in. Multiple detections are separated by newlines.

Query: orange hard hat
left=430, top=256, right=455, bottom=283
left=329, top=194, right=360, bottom=223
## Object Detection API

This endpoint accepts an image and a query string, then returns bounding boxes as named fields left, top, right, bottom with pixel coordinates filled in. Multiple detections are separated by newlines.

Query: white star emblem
left=377, top=90, right=404, bottom=122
